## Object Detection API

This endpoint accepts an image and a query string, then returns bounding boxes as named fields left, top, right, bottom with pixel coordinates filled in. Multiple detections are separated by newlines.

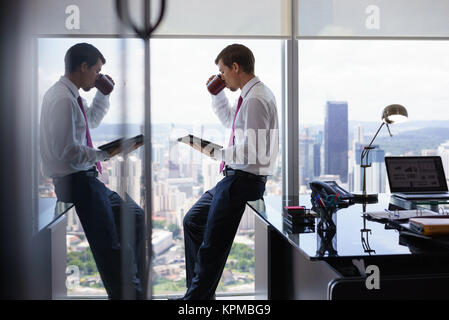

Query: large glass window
left=38, top=38, right=144, bottom=297
left=298, top=40, right=449, bottom=195
left=37, top=37, right=283, bottom=298
left=150, top=39, right=283, bottom=296
left=26, top=0, right=449, bottom=300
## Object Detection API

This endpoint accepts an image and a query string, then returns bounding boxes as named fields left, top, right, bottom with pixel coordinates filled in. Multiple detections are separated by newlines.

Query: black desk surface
left=38, top=197, right=73, bottom=232
left=248, top=194, right=449, bottom=261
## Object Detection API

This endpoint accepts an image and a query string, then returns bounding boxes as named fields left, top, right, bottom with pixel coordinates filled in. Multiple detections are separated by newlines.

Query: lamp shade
left=382, top=104, right=408, bottom=124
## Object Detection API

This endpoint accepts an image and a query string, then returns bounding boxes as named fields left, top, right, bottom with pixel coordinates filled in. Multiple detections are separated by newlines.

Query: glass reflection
left=361, top=214, right=376, bottom=255
left=360, top=201, right=376, bottom=255
left=316, top=222, right=337, bottom=257
left=315, top=207, right=337, bottom=257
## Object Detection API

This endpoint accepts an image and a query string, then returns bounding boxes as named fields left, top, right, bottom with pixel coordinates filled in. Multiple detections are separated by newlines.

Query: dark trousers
left=54, top=170, right=144, bottom=300
left=183, top=174, right=266, bottom=300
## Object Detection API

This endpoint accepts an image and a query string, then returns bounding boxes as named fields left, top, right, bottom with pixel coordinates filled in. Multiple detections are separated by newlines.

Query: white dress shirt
left=40, top=76, right=110, bottom=178
left=211, top=76, right=279, bottom=176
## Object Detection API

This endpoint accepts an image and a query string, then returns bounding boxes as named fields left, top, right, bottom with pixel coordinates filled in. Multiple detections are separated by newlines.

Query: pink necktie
left=220, top=96, right=243, bottom=173
left=77, top=96, right=102, bottom=174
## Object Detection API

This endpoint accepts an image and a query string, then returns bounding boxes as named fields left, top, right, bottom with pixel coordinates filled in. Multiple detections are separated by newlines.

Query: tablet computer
left=99, top=134, right=144, bottom=153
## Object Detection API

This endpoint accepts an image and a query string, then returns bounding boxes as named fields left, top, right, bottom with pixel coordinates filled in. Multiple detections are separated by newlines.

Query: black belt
left=222, top=166, right=267, bottom=183
left=53, top=167, right=98, bottom=184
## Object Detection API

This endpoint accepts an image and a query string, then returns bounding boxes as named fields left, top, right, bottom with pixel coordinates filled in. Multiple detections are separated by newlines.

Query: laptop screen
left=385, top=156, right=448, bottom=193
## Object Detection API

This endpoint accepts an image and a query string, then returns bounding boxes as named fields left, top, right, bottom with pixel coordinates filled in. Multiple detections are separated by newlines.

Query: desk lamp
left=353, top=104, right=408, bottom=203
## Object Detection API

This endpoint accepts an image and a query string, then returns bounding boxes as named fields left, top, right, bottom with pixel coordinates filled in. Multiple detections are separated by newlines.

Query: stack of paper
left=366, top=209, right=439, bottom=221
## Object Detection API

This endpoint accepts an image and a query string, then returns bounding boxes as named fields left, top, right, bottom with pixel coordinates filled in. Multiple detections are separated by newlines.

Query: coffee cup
left=95, top=74, right=114, bottom=95
left=206, top=74, right=226, bottom=95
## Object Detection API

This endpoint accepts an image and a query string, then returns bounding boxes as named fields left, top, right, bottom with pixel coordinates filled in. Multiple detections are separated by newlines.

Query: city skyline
left=36, top=37, right=449, bottom=297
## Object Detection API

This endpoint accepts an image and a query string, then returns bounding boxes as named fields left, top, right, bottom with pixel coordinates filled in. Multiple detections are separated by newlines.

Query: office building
left=353, top=143, right=386, bottom=194
left=324, top=101, right=348, bottom=183
left=152, top=230, right=174, bottom=256
left=354, top=125, right=364, bottom=146
left=313, top=142, right=322, bottom=178
left=168, top=139, right=181, bottom=178
left=238, top=206, right=255, bottom=231
left=152, top=143, right=165, bottom=166
left=314, top=131, right=323, bottom=179
left=109, top=155, right=142, bottom=205
left=153, top=180, right=168, bottom=214
left=66, top=208, right=82, bottom=233
left=202, top=158, right=222, bottom=191
left=299, top=128, right=315, bottom=187
left=422, top=149, right=438, bottom=156
left=4, top=1, right=449, bottom=301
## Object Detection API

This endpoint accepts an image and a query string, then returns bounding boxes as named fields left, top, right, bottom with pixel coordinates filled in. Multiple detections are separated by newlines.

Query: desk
left=248, top=194, right=449, bottom=299
left=33, top=198, right=74, bottom=299
left=38, top=197, right=73, bottom=232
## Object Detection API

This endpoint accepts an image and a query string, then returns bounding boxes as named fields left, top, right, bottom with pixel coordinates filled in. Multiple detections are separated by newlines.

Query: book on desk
left=366, top=208, right=449, bottom=237
left=409, top=217, right=449, bottom=236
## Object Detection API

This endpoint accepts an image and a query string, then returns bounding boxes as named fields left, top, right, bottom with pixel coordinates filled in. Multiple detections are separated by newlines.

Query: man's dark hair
left=215, top=44, right=255, bottom=74
left=64, top=43, right=106, bottom=74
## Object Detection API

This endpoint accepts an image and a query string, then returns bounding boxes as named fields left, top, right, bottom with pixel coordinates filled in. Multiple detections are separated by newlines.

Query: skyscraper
left=349, top=125, right=364, bottom=191
left=353, top=143, right=386, bottom=193
left=299, top=128, right=315, bottom=187
left=168, top=139, right=181, bottom=178
left=324, top=101, right=348, bottom=183
left=313, top=131, right=323, bottom=178
left=109, top=155, right=142, bottom=205
left=354, top=125, right=364, bottom=146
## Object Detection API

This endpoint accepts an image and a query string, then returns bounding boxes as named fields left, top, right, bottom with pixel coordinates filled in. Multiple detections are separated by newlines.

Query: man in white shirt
left=182, top=44, right=279, bottom=300
left=40, top=43, right=144, bottom=300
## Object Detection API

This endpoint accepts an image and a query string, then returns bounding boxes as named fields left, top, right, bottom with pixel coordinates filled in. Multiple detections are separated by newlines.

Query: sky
left=299, top=40, right=449, bottom=125
left=38, top=38, right=449, bottom=126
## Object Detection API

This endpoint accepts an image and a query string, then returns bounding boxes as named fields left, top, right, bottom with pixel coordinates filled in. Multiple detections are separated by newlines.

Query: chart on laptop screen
left=386, top=157, right=443, bottom=190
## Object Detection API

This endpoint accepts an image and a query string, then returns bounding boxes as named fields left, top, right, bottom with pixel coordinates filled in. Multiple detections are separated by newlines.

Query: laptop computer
left=385, top=156, right=449, bottom=200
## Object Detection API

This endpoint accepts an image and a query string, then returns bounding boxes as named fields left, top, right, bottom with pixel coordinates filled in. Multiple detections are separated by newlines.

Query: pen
left=315, top=195, right=326, bottom=208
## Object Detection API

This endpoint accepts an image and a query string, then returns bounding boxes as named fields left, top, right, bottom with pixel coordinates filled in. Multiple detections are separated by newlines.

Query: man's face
left=80, top=58, right=103, bottom=91
left=217, top=59, right=239, bottom=92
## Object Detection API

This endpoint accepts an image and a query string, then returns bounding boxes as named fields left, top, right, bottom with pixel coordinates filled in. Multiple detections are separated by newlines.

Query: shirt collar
left=60, top=76, right=80, bottom=99
left=240, top=76, right=260, bottom=99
